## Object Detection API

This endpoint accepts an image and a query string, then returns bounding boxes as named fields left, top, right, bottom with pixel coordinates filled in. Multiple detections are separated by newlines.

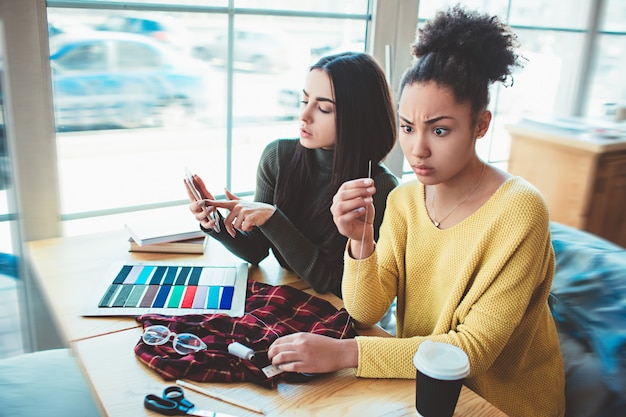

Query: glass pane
left=418, top=0, right=507, bottom=20
left=62, top=0, right=227, bottom=6
left=230, top=14, right=368, bottom=192
left=584, top=34, right=626, bottom=118
left=509, top=0, right=592, bottom=29
left=418, top=0, right=593, bottom=29
left=601, top=0, right=626, bottom=32
left=234, top=0, right=369, bottom=14
left=498, top=29, right=586, bottom=118
left=594, top=0, right=626, bottom=120
left=484, top=29, right=586, bottom=164
left=48, top=8, right=226, bottom=217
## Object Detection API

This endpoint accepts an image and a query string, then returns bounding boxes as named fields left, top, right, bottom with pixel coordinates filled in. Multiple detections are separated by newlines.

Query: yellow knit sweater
left=343, top=177, right=565, bottom=417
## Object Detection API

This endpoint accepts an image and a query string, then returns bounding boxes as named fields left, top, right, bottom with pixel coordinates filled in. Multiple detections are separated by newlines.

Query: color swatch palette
left=83, top=261, right=248, bottom=317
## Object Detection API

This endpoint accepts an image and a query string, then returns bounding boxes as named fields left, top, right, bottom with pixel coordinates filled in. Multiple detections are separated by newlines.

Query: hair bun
left=412, top=5, right=521, bottom=84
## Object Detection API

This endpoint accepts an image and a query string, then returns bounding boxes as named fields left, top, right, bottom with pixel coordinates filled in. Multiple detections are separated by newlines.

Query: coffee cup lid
left=413, top=340, right=470, bottom=380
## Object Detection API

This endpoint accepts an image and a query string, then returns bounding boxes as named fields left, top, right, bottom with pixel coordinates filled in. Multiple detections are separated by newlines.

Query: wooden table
left=27, top=230, right=507, bottom=417
left=27, top=230, right=299, bottom=343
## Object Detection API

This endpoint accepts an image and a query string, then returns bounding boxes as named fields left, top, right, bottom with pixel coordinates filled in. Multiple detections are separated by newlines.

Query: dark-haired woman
left=268, top=6, right=565, bottom=416
left=186, top=52, right=398, bottom=297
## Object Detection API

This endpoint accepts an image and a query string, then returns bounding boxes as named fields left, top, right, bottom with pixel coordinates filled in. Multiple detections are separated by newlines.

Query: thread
left=228, top=342, right=255, bottom=361
left=340, top=160, right=372, bottom=339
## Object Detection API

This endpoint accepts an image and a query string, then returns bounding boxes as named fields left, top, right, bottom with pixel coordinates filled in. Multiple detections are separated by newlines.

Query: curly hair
left=400, top=5, right=524, bottom=121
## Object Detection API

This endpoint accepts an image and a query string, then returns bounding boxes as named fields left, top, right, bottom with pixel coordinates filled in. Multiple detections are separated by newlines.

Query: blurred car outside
left=94, top=14, right=193, bottom=56
left=192, top=28, right=309, bottom=73
left=49, top=31, right=210, bottom=131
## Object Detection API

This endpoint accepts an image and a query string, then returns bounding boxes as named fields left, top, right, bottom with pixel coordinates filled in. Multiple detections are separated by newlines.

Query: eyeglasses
left=142, top=325, right=207, bottom=355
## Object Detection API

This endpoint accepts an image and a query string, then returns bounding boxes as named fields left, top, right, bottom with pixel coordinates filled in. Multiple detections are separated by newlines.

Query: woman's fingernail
left=363, top=179, right=373, bottom=185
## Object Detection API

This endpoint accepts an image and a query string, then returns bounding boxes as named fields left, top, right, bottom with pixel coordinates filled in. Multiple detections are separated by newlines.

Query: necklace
left=430, top=162, right=486, bottom=228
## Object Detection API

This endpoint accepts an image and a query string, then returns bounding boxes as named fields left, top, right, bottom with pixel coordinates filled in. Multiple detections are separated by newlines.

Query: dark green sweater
left=205, top=139, right=398, bottom=296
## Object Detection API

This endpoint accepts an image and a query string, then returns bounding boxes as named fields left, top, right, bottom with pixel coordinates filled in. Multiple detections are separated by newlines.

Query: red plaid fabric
left=134, top=280, right=357, bottom=387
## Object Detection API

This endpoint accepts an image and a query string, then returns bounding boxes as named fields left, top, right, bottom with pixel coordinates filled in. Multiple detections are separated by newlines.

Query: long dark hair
left=400, top=5, right=524, bottom=122
left=275, top=52, right=396, bottom=249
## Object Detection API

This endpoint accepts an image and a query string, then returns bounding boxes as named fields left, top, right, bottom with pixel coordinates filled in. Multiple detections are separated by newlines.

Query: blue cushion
left=0, top=349, right=100, bottom=417
left=549, top=222, right=626, bottom=396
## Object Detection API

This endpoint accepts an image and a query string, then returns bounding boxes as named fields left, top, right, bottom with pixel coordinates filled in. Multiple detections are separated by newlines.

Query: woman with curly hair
left=268, top=6, right=565, bottom=416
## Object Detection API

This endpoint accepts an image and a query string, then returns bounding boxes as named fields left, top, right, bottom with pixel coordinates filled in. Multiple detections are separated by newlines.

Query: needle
left=357, top=159, right=372, bottom=271
left=341, top=160, right=372, bottom=339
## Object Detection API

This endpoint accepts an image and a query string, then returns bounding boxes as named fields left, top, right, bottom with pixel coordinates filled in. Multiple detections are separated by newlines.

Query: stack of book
left=124, top=211, right=208, bottom=254
left=127, top=236, right=208, bottom=254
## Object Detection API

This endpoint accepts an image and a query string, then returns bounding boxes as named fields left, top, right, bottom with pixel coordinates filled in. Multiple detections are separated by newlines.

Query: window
left=1, top=1, right=623, bottom=240
left=40, top=1, right=373, bottom=235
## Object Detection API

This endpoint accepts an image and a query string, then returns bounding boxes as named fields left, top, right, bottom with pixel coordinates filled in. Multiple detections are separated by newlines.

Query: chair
left=0, top=348, right=101, bottom=417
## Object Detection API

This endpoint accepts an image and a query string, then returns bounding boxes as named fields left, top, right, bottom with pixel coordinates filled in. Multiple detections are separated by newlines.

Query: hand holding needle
left=330, top=160, right=376, bottom=259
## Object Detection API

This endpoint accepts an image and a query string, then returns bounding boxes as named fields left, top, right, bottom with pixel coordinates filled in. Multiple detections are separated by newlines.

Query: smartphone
left=184, top=166, right=203, bottom=201
left=185, top=167, right=221, bottom=233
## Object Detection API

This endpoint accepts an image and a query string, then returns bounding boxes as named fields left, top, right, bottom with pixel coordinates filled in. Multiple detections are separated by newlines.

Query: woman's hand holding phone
left=184, top=168, right=221, bottom=232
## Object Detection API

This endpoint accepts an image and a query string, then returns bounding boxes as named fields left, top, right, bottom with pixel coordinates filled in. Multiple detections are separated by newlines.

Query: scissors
left=144, top=386, right=239, bottom=417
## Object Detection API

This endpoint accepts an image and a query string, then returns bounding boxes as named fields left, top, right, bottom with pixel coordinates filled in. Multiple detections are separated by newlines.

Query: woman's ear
left=475, top=110, right=492, bottom=138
